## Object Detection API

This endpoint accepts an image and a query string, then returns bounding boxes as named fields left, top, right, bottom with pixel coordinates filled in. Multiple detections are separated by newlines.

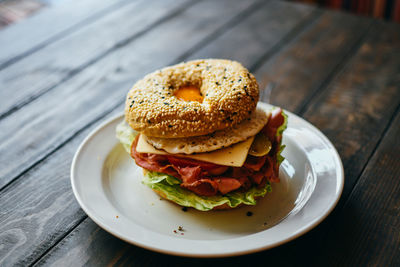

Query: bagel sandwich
left=116, top=59, right=287, bottom=211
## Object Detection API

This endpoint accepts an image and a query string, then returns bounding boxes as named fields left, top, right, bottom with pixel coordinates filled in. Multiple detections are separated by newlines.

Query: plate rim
left=70, top=103, right=344, bottom=257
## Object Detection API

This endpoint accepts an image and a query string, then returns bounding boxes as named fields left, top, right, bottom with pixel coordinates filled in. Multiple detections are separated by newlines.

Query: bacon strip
left=130, top=109, right=285, bottom=196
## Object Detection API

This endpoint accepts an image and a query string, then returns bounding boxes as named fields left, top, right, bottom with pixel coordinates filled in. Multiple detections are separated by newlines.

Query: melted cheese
left=136, top=134, right=254, bottom=167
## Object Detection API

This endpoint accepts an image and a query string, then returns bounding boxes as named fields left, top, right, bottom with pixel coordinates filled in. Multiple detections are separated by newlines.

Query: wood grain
left=302, top=20, right=400, bottom=203
left=0, top=0, right=259, bottom=190
left=256, top=19, right=400, bottom=265
left=34, top=219, right=246, bottom=267
left=253, top=9, right=373, bottom=110
left=0, top=0, right=193, bottom=119
left=34, top=220, right=132, bottom=267
left=0, top=0, right=128, bottom=69
left=0, top=109, right=121, bottom=267
left=315, top=109, right=400, bottom=266
left=187, top=0, right=317, bottom=67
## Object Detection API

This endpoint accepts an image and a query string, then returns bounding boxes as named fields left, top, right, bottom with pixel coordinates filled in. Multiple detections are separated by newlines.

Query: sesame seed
left=125, top=59, right=258, bottom=137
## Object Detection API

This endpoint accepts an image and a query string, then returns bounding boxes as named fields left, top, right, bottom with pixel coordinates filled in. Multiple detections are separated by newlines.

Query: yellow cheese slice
left=136, top=134, right=254, bottom=167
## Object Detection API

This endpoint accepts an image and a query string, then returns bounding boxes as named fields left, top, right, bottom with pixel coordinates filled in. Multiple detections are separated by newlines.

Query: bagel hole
left=174, top=85, right=203, bottom=103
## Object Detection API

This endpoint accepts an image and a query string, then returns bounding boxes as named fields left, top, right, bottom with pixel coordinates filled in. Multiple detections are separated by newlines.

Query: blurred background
left=287, top=0, right=400, bottom=21
left=1, top=0, right=400, bottom=30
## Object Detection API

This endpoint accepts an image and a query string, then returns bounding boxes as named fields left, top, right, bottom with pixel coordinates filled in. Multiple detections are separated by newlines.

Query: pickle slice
left=249, top=132, right=272, bottom=156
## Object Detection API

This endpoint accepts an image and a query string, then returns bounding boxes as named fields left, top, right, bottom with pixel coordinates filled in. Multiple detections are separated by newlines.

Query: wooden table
left=1, top=0, right=399, bottom=266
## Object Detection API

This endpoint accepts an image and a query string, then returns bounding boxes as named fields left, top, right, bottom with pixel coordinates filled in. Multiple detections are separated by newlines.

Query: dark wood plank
left=254, top=19, right=400, bottom=266
left=186, top=0, right=319, bottom=67
left=34, top=220, right=134, bottom=267
left=34, top=217, right=299, bottom=267
left=314, top=109, right=400, bottom=267
left=288, top=20, right=400, bottom=266
left=0, top=0, right=259, bottom=190
left=301, top=20, right=400, bottom=203
left=0, top=109, right=121, bottom=267
left=0, top=0, right=193, bottom=119
left=254, top=9, right=373, bottom=111
left=0, top=0, right=128, bottom=68
left=34, top=218, right=244, bottom=267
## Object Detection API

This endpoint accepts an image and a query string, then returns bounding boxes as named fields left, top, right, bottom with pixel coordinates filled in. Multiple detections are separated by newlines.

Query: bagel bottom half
left=141, top=169, right=271, bottom=211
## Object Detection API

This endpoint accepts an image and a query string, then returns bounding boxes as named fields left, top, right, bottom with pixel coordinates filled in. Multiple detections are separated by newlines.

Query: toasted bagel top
left=125, top=59, right=259, bottom=138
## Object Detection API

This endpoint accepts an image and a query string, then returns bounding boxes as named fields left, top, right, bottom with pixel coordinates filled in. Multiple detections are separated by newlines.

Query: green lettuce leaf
left=116, top=120, right=138, bottom=153
left=142, top=171, right=272, bottom=211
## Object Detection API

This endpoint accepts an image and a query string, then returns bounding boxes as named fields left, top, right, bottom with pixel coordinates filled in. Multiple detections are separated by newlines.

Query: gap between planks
left=295, top=21, right=375, bottom=115
left=296, top=19, right=399, bottom=207
left=310, top=102, right=400, bottom=266
left=173, top=0, right=266, bottom=64
left=28, top=214, right=89, bottom=267
left=0, top=0, right=131, bottom=71
left=337, top=101, right=400, bottom=216
left=249, top=8, right=322, bottom=72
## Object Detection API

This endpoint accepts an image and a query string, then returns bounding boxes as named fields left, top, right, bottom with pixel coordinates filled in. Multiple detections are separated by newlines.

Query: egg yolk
left=174, top=86, right=203, bottom=103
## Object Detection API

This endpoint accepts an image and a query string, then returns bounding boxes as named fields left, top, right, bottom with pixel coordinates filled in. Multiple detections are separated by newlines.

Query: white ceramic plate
left=71, top=102, right=344, bottom=257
